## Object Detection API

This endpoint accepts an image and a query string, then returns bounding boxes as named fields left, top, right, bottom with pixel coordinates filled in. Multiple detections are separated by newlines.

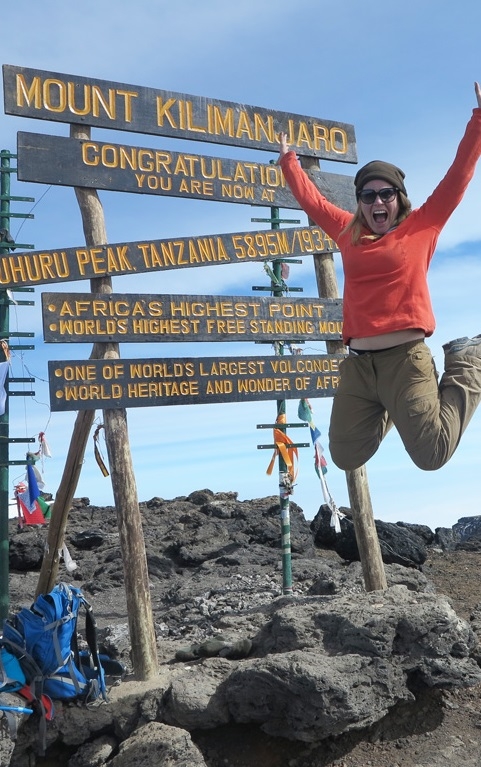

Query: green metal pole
left=271, top=205, right=292, bottom=595
left=0, top=150, right=11, bottom=623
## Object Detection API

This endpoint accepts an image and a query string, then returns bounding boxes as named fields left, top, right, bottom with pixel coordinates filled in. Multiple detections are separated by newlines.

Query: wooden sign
left=0, top=224, right=336, bottom=289
left=48, top=354, right=345, bottom=411
left=17, top=132, right=357, bottom=211
left=42, top=293, right=343, bottom=343
left=4, top=65, right=357, bottom=162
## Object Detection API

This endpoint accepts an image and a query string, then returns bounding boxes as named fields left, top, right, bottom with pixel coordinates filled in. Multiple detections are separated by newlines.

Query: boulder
left=108, top=723, right=207, bottom=767
left=310, top=505, right=427, bottom=567
left=161, top=586, right=481, bottom=741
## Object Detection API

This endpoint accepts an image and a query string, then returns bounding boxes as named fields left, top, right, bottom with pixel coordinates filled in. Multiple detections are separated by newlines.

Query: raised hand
left=277, top=131, right=290, bottom=162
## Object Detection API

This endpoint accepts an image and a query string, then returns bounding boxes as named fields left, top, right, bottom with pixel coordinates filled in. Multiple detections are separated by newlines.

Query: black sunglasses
left=358, top=187, right=398, bottom=205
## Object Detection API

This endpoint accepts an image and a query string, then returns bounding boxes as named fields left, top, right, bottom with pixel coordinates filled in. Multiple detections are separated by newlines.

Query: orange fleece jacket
left=280, top=108, right=481, bottom=345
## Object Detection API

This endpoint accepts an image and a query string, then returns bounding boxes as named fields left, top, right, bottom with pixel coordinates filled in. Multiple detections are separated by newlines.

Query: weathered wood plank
left=17, top=132, right=357, bottom=211
left=4, top=64, right=357, bottom=161
left=42, top=292, right=343, bottom=343
left=0, top=225, right=337, bottom=289
left=48, top=354, right=346, bottom=411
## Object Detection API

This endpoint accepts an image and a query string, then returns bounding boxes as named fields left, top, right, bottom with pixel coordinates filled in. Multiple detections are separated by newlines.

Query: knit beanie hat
left=354, top=160, right=407, bottom=198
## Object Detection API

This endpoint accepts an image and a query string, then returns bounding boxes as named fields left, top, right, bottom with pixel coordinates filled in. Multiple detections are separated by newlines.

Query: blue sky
left=2, top=0, right=481, bottom=530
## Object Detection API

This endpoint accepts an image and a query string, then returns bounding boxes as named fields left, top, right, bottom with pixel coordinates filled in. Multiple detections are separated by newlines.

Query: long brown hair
left=341, top=190, right=412, bottom=244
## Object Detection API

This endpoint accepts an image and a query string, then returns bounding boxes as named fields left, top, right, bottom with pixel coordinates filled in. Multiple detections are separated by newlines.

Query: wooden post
left=345, top=465, right=387, bottom=591
left=35, top=408, right=96, bottom=597
left=37, top=125, right=158, bottom=678
left=300, top=157, right=387, bottom=592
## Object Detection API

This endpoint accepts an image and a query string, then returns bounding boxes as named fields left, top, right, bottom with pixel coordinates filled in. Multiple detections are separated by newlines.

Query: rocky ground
left=326, top=548, right=481, bottom=767
left=5, top=493, right=481, bottom=767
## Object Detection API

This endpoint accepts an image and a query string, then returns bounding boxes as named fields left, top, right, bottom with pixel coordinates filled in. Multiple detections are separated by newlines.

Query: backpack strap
left=0, top=638, right=43, bottom=692
left=43, top=585, right=86, bottom=697
left=0, top=640, right=51, bottom=755
left=44, top=611, right=77, bottom=671
left=81, top=596, right=107, bottom=701
left=17, top=685, right=54, bottom=721
left=15, top=689, right=51, bottom=756
left=0, top=707, right=18, bottom=741
left=0, top=702, right=34, bottom=741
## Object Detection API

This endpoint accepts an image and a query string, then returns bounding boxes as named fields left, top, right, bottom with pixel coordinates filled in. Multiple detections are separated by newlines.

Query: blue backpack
left=1, top=582, right=108, bottom=703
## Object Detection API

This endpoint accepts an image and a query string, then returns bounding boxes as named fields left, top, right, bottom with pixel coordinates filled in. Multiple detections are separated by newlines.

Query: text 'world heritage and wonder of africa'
left=48, top=355, right=345, bottom=411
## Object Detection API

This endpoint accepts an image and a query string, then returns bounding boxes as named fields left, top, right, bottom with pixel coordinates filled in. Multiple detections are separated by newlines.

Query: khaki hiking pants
left=329, top=339, right=481, bottom=472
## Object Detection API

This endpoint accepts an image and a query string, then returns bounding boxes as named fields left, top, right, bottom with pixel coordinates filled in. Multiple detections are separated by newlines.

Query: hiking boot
left=443, top=335, right=481, bottom=355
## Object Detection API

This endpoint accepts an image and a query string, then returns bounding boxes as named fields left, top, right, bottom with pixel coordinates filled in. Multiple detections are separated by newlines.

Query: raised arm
left=414, top=83, right=481, bottom=228
left=276, top=132, right=351, bottom=239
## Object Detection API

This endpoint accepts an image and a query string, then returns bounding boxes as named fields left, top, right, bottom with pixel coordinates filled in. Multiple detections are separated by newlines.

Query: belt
left=349, top=345, right=398, bottom=355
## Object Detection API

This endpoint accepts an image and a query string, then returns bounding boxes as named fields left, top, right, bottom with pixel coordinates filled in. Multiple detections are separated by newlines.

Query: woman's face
left=359, top=178, right=400, bottom=235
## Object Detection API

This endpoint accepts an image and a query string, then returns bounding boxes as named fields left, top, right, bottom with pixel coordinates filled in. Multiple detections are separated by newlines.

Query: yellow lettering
left=16, top=74, right=41, bottom=108
left=156, top=97, right=178, bottom=128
